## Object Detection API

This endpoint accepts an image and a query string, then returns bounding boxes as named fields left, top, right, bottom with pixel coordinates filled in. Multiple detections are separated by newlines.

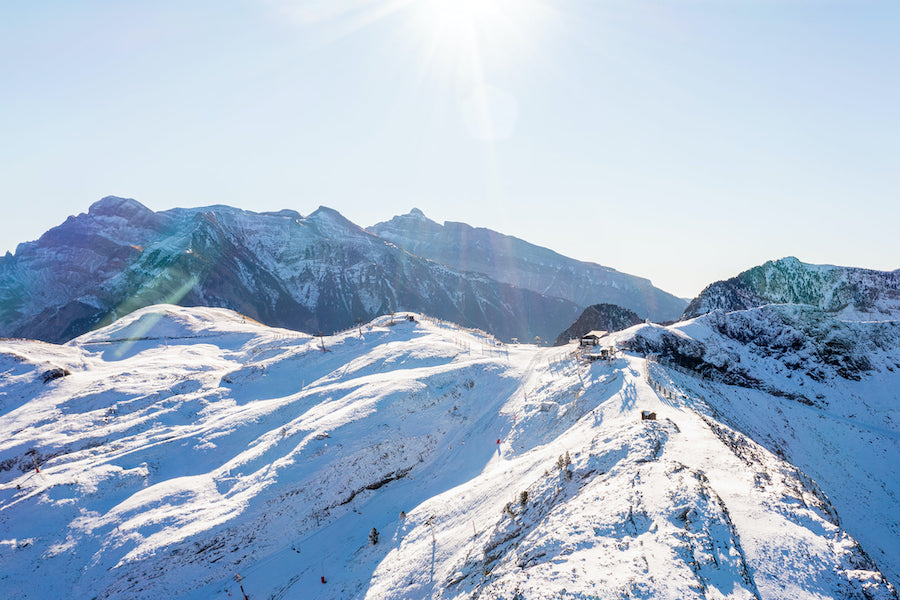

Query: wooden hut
left=580, top=330, right=608, bottom=347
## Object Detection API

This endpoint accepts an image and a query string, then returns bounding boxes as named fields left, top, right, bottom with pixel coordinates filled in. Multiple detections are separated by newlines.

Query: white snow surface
left=0, top=305, right=897, bottom=599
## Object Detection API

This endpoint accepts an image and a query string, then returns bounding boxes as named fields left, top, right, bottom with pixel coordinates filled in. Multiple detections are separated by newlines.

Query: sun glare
left=287, top=0, right=550, bottom=84
left=422, top=0, right=501, bottom=34
left=286, top=0, right=551, bottom=143
left=408, top=0, right=546, bottom=71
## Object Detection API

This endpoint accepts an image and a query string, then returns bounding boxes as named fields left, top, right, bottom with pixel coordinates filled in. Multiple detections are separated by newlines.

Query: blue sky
left=1, top=0, right=898, bottom=298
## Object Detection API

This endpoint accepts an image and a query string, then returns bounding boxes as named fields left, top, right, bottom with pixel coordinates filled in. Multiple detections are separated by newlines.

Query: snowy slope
left=625, top=306, right=900, bottom=585
left=0, top=305, right=897, bottom=599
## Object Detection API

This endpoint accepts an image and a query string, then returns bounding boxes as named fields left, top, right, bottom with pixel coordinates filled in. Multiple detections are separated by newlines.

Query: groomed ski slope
left=0, top=305, right=896, bottom=599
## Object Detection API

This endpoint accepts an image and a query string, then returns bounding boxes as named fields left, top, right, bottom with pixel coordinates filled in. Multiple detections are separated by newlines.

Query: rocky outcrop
left=553, top=303, right=643, bottom=346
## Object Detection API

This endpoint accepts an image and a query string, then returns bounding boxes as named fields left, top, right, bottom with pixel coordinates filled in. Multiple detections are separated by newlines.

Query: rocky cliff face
left=683, top=257, right=900, bottom=320
left=0, top=198, right=581, bottom=344
left=368, top=209, right=688, bottom=322
left=553, top=303, right=644, bottom=346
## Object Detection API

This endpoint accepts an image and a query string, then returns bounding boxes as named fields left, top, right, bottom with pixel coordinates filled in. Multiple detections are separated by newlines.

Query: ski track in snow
left=0, top=305, right=897, bottom=599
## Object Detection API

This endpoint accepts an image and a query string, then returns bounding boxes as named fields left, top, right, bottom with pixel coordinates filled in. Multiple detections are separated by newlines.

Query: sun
left=406, top=0, right=548, bottom=75
left=418, top=0, right=506, bottom=37
left=284, top=0, right=551, bottom=140
left=286, top=0, right=551, bottom=83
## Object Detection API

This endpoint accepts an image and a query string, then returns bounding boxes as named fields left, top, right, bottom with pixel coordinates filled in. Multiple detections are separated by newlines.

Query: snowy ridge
left=684, top=257, right=900, bottom=321
left=625, top=306, right=900, bottom=585
left=1, top=304, right=897, bottom=599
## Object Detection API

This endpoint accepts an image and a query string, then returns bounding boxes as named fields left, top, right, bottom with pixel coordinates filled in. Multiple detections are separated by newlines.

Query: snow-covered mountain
left=626, top=305, right=900, bottom=582
left=683, top=257, right=900, bottom=320
left=0, top=197, right=581, bottom=344
left=1, top=303, right=896, bottom=599
left=368, top=209, right=688, bottom=322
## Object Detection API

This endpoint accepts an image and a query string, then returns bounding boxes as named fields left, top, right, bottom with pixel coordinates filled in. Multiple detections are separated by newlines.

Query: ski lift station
left=579, top=330, right=608, bottom=347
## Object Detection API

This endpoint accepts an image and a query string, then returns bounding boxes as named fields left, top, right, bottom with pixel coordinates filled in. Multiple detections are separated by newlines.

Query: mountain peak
left=308, top=205, right=353, bottom=225
left=683, top=257, right=900, bottom=320
left=308, top=205, right=348, bottom=221
left=775, top=255, right=801, bottom=266
left=87, top=196, right=153, bottom=219
left=306, top=205, right=370, bottom=238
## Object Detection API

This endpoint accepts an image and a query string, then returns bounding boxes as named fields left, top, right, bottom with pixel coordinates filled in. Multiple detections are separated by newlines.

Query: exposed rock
left=554, top=303, right=644, bottom=346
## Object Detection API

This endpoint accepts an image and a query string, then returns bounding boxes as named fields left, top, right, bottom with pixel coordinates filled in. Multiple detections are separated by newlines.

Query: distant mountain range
left=7, top=198, right=895, bottom=351
left=369, top=209, right=687, bottom=322
left=0, top=197, right=685, bottom=344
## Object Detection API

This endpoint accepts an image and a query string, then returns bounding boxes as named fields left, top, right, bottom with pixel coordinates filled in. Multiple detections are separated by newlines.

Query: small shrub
left=41, top=368, right=70, bottom=384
